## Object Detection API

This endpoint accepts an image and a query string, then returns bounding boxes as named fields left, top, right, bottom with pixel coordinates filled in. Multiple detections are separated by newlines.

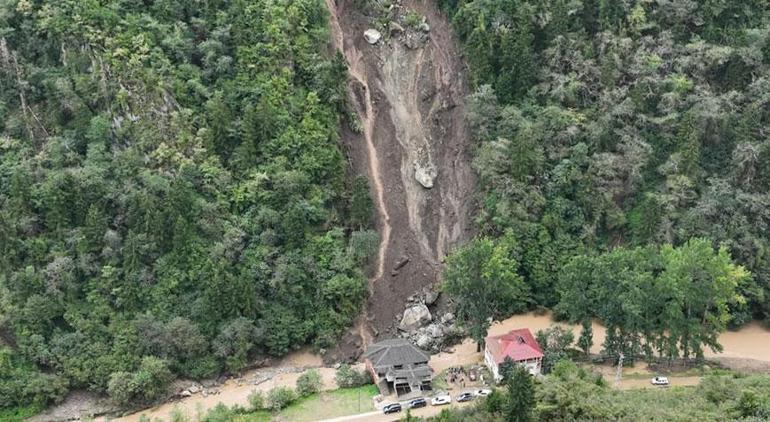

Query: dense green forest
left=0, top=0, right=374, bottom=410
left=440, top=0, right=770, bottom=355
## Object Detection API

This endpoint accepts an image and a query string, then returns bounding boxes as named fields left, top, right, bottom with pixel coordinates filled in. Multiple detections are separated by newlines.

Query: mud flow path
left=325, top=0, right=475, bottom=357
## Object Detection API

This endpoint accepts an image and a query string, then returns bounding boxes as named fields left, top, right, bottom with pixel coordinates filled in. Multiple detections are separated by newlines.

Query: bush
left=699, top=375, right=738, bottom=404
left=169, top=407, right=189, bottom=422
left=107, top=372, right=137, bottom=406
left=296, top=369, right=323, bottom=397
left=247, top=390, right=265, bottom=411
left=201, top=403, right=237, bottom=422
left=484, top=389, right=504, bottom=413
left=267, top=386, right=297, bottom=411
left=334, top=364, right=371, bottom=388
left=107, top=357, right=173, bottom=406
left=404, top=11, right=423, bottom=28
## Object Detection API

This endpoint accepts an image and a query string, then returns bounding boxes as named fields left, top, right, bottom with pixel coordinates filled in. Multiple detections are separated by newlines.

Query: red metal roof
left=485, top=328, right=544, bottom=364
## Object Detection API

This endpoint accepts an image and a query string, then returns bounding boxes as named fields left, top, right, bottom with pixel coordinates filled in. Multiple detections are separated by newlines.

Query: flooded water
left=111, top=350, right=343, bottom=422
left=431, top=312, right=770, bottom=374
left=114, top=314, right=770, bottom=421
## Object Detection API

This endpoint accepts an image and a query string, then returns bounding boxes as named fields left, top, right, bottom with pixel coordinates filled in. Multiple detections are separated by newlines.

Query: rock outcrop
left=399, top=303, right=432, bottom=332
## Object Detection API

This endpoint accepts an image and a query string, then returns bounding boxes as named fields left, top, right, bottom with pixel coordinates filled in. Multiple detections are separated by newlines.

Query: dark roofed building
left=363, top=338, right=432, bottom=397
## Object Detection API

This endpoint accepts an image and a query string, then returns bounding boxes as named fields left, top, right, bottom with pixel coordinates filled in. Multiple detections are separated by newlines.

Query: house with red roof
left=484, top=328, right=544, bottom=381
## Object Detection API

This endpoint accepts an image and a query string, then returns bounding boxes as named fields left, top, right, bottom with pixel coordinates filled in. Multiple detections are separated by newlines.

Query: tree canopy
left=0, top=0, right=370, bottom=409
left=441, top=0, right=770, bottom=332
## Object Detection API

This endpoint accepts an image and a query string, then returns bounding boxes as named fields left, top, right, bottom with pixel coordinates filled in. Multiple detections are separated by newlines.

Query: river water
left=115, top=314, right=770, bottom=421
left=432, top=312, right=770, bottom=373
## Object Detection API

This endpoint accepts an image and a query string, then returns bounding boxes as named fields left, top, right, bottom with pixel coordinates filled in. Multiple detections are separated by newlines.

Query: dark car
left=408, top=397, right=427, bottom=409
left=457, top=392, right=474, bottom=402
left=383, top=403, right=402, bottom=414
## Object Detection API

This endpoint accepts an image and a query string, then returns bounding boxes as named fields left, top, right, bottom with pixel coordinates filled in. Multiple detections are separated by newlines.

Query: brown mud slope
left=325, top=0, right=475, bottom=359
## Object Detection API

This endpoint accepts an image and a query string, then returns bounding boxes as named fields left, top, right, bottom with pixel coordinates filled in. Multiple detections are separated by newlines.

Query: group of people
left=445, top=366, right=479, bottom=388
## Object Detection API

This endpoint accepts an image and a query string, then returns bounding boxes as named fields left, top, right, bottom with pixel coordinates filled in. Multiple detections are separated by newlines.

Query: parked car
left=473, top=388, right=492, bottom=396
left=456, top=392, right=474, bottom=402
left=431, top=394, right=451, bottom=406
left=407, top=397, right=427, bottom=409
left=383, top=403, right=402, bottom=414
left=651, top=376, right=670, bottom=386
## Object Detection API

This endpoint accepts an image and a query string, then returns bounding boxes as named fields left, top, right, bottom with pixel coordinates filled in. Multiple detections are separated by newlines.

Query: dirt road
left=325, top=0, right=475, bottom=359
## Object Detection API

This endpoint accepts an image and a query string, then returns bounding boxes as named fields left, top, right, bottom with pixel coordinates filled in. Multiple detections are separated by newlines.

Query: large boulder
left=414, top=160, right=437, bottom=188
left=364, top=29, right=382, bottom=44
left=399, top=304, right=432, bottom=332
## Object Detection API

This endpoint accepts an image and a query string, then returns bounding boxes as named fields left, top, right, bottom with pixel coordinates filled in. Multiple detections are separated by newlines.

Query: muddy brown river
left=432, top=312, right=770, bottom=372
left=114, top=313, right=770, bottom=421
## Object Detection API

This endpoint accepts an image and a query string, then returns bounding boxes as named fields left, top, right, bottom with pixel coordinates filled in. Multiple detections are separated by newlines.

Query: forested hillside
left=0, top=0, right=373, bottom=410
left=440, top=0, right=770, bottom=338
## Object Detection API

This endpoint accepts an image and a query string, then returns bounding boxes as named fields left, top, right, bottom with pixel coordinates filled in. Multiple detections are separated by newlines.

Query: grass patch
left=236, top=385, right=379, bottom=422
left=0, top=405, right=42, bottom=422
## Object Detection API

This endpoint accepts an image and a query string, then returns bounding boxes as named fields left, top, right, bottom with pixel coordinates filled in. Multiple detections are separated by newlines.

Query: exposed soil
left=325, top=0, right=475, bottom=361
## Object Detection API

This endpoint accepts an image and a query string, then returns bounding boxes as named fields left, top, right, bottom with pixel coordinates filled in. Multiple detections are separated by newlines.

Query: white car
left=431, top=394, right=452, bottom=406
left=473, top=388, right=492, bottom=396
left=651, top=376, right=670, bottom=386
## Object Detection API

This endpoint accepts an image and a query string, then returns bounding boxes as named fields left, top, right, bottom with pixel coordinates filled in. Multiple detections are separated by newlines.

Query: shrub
left=247, top=390, right=265, bottom=411
left=334, top=364, right=371, bottom=388
left=404, top=11, right=423, bottom=28
left=296, top=369, right=323, bottom=397
left=169, top=407, right=189, bottom=422
left=267, top=386, right=296, bottom=411
left=107, top=372, right=137, bottom=406
left=201, top=403, right=237, bottom=422
left=107, top=357, right=173, bottom=406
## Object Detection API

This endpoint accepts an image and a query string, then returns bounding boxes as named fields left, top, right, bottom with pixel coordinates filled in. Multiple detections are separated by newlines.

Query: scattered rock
left=180, top=390, right=193, bottom=398
left=364, top=29, right=382, bottom=44
left=395, top=257, right=410, bottom=271
left=392, top=256, right=411, bottom=276
left=423, top=286, right=439, bottom=306
left=415, top=332, right=432, bottom=349
left=389, top=21, right=404, bottom=35
left=441, top=313, right=454, bottom=324
left=404, top=32, right=428, bottom=49
left=27, top=391, right=119, bottom=422
left=418, top=22, right=431, bottom=33
left=414, top=159, right=437, bottom=188
left=428, top=323, right=444, bottom=338
left=399, top=304, right=432, bottom=332
left=188, top=385, right=201, bottom=394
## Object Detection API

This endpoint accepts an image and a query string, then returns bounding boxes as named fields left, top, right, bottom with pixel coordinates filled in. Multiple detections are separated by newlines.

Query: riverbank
left=69, top=312, right=770, bottom=422
left=431, top=312, right=770, bottom=374
left=105, top=352, right=345, bottom=422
